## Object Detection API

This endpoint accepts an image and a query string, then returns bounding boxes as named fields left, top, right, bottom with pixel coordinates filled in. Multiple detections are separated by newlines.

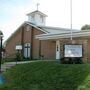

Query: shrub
left=60, top=57, right=83, bottom=64
left=15, top=52, right=23, bottom=61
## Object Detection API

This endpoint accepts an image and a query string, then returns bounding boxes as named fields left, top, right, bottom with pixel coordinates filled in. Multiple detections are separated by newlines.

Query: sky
left=1, top=0, right=90, bottom=41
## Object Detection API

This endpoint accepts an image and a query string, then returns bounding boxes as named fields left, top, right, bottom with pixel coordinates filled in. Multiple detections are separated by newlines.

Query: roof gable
left=4, top=21, right=48, bottom=44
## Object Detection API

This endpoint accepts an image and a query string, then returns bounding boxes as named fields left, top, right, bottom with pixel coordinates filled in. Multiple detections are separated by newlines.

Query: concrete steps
left=1, top=63, right=16, bottom=72
left=1, top=61, right=31, bottom=72
left=0, top=60, right=54, bottom=72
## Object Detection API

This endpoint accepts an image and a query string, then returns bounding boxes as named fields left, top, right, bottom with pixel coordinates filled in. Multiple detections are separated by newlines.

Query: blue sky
left=1, top=0, right=90, bottom=41
left=0, top=0, right=34, bottom=41
left=0, top=0, right=34, bottom=23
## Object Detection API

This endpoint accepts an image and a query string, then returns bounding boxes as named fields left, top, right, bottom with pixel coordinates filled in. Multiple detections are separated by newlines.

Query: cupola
left=27, top=10, right=47, bottom=26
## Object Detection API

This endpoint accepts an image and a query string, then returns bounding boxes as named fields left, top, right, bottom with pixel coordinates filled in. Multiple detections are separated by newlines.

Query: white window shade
left=64, top=45, right=83, bottom=57
left=15, top=45, right=22, bottom=50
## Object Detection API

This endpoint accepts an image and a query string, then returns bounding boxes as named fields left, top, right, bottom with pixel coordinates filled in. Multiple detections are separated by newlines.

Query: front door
left=56, top=40, right=60, bottom=59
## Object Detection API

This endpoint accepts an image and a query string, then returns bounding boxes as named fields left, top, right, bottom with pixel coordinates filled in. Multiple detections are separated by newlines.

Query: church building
left=5, top=9, right=90, bottom=63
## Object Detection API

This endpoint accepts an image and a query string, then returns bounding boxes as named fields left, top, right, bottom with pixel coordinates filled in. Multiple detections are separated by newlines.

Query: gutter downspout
left=30, top=26, right=33, bottom=60
left=21, top=27, right=24, bottom=58
left=39, top=40, right=41, bottom=59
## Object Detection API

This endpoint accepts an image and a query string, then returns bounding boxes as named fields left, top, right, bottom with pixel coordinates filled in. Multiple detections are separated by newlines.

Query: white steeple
left=27, top=4, right=47, bottom=26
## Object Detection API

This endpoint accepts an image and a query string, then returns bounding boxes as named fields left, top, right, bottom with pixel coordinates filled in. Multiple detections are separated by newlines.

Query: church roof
left=5, top=21, right=83, bottom=44
left=27, top=10, right=47, bottom=17
left=36, top=29, right=90, bottom=40
left=4, top=21, right=48, bottom=44
left=38, top=25, right=78, bottom=34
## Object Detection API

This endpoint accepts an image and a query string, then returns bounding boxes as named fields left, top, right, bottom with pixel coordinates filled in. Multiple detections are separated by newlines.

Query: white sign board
left=15, top=45, right=22, bottom=50
left=64, top=45, right=83, bottom=57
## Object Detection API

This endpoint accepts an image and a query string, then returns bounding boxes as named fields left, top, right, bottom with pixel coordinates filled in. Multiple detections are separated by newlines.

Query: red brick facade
left=5, top=23, right=56, bottom=59
left=5, top=23, right=90, bottom=62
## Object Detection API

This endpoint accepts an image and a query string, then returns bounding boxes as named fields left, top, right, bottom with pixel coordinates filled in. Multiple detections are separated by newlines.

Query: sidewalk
left=1, top=61, right=31, bottom=72
left=1, top=60, right=56, bottom=72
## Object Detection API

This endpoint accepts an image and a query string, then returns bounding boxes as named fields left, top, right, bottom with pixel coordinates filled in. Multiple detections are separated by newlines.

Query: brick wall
left=5, top=24, right=44, bottom=59
left=59, top=38, right=88, bottom=63
left=5, top=28, right=22, bottom=57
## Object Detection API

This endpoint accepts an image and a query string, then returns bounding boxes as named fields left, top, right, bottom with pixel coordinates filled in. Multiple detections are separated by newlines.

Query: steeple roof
left=27, top=10, right=47, bottom=17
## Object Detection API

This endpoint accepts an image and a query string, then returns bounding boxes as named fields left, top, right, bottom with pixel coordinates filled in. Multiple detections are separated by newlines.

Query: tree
left=81, top=24, right=90, bottom=30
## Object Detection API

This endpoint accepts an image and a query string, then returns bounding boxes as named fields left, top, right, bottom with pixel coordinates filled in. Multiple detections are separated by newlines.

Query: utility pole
left=70, top=0, right=73, bottom=41
left=0, top=31, right=3, bottom=73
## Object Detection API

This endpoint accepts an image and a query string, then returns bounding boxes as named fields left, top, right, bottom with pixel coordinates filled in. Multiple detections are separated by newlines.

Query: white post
left=70, top=0, right=73, bottom=41
left=56, top=40, right=60, bottom=59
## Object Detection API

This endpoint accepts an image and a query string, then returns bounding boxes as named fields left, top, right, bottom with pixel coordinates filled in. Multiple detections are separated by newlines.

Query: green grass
left=0, top=61, right=90, bottom=90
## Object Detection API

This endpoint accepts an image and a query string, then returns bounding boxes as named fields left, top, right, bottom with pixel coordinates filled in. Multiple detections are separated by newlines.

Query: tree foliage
left=81, top=24, right=90, bottom=30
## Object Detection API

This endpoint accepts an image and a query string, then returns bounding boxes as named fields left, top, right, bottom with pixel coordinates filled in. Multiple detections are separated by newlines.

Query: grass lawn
left=0, top=61, right=90, bottom=90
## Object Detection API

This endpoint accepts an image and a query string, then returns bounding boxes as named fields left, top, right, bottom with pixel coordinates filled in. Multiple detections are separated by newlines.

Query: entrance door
left=24, top=43, right=30, bottom=58
left=56, top=40, right=60, bottom=59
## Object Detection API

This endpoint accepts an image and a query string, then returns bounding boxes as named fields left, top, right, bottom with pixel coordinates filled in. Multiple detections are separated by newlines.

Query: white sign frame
left=15, top=45, right=22, bottom=50
left=64, top=44, right=83, bottom=58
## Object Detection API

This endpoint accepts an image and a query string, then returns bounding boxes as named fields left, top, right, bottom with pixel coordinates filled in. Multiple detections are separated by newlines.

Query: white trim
left=37, top=25, right=79, bottom=31
left=26, top=21, right=48, bottom=33
left=36, top=30, right=90, bottom=40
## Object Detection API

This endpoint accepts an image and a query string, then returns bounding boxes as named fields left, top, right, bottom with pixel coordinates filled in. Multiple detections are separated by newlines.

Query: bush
left=15, top=52, right=23, bottom=61
left=74, top=58, right=83, bottom=64
left=60, top=57, right=83, bottom=64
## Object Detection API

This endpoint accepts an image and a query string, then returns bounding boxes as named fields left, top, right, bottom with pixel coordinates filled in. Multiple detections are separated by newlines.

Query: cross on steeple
left=36, top=3, right=40, bottom=11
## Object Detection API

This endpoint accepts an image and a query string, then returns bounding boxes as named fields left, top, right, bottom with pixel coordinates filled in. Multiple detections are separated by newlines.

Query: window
left=26, top=26, right=30, bottom=31
left=31, top=15, right=34, bottom=19
left=57, top=45, right=59, bottom=51
left=31, top=15, right=35, bottom=21
left=40, top=15, right=43, bottom=23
